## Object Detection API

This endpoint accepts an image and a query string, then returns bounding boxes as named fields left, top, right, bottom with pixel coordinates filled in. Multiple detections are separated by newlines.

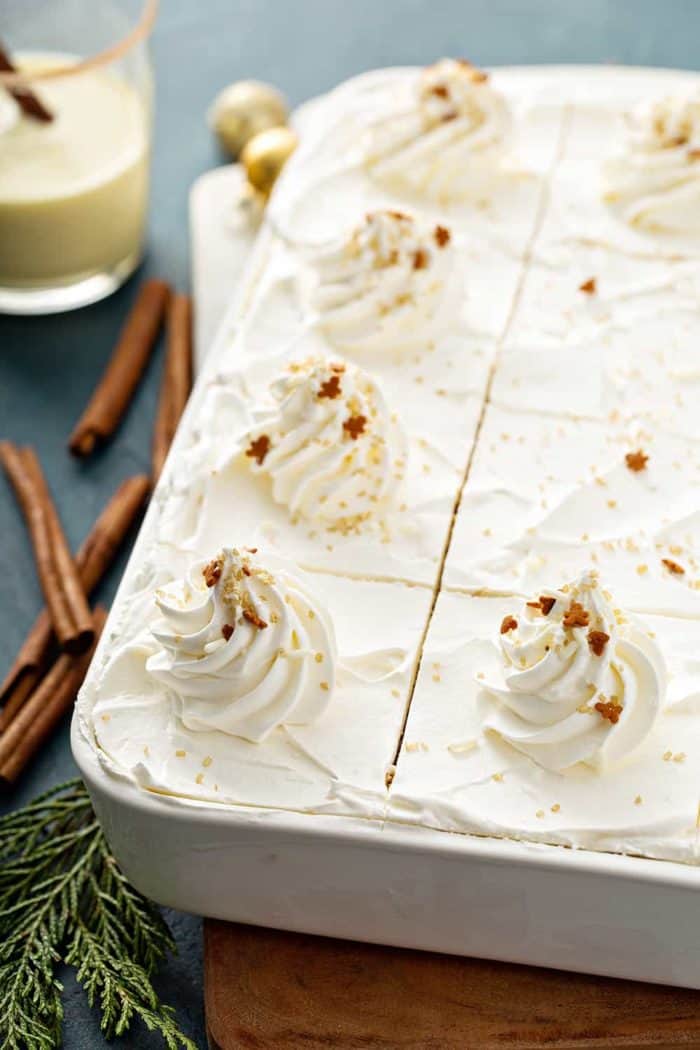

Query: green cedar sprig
left=0, top=778, right=197, bottom=1050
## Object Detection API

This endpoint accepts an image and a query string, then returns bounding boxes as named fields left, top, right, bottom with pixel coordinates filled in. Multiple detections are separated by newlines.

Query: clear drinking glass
left=0, top=0, right=157, bottom=314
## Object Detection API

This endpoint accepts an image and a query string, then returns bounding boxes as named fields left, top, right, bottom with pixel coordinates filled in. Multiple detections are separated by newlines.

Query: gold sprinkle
left=195, top=773, right=204, bottom=785
left=492, top=772, right=504, bottom=783
left=175, top=749, right=186, bottom=758
left=536, top=809, right=545, bottom=819
left=551, top=804, right=561, bottom=813
left=447, top=740, right=478, bottom=755
left=202, top=756, right=213, bottom=768
left=636, top=564, right=648, bottom=575
left=663, top=750, right=673, bottom=761
left=315, top=652, right=323, bottom=663
left=634, top=795, right=643, bottom=805
left=320, top=681, right=329, bottom=691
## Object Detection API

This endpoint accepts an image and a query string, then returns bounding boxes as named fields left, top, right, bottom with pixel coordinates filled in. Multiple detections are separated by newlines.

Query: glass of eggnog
left=0, top=0, right=157, bottom=314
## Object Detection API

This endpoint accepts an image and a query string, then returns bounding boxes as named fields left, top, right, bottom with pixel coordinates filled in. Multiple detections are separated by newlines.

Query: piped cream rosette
left=147, top=547, right=337, bottom=743
left=300, top=209, right=460, bottom=351
left=482, top=571, right=666, bottom=772
left=603, top=91, right=700, bottom=234
left=242, top=355, right=408, bottom=528
left=364, top=58, right=512, bottom=199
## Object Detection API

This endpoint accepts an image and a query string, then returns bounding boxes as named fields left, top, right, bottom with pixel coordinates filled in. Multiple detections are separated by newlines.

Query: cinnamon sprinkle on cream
left=595, top=699, right=621, bottom=724
left=434, top=224, right=451, bottom=247
left=203, top=558, right=222, bottom=587
left=342, top=413, right=368, bottom=440
left=587, top=629, right=610, bottom=656
left=579, top=277, right=597, bottom=294
left=221, top=623, right=234, bottom=641
left=243, top=608, right=268, bottom=630
left=500, top=615, right=518, bottom=634
left=412, top=248, right=430, bottom=270
left=246, top=434, right=271, bottom=466
left=625, top=449, right=649, bottom=472
left=662, top=557, right=685, bottom=575
left=318, top=374, right=342, bottom=399
left=563, top=601, right=590, bottom=628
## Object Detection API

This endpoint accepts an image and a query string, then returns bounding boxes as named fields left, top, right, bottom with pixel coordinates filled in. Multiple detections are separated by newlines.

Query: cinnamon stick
left=0, top=442, right=94, bottom=655
left=0, top=41, right=53, bottom=123
left=69, top=279, right=171, bottom=457
left=0, top=473, right=150, bottom=728
left=0, top=606, right=107, bottom=785
left=152, top=293, right=193, bottom=481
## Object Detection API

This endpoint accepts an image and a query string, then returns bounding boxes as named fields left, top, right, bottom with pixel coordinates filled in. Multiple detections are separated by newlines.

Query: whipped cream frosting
left=242, top=355, right=407, bottom=525
left=364, top=59, right=511, bottom=199
left=302, top=210, right=458, bottom=351
left=389, top=588, right=699, bottom=864
left=147, top=547, right=336, bottom=742
left=76, top=65, right=700, bottom=869
left=444, top=404, right=700, bottom=617
left=604, top=92, right=700, bottom=233
left=483, top=572, right=665, bottom=772
left=85, top=563, right=433, bottom=816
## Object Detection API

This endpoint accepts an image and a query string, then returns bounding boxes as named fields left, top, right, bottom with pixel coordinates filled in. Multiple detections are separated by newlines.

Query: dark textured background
left=2, top=2, right=700, bottom=1046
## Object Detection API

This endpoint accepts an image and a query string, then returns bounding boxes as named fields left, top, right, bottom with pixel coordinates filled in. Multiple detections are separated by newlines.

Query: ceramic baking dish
left=73, top=66, right=700, bottom=988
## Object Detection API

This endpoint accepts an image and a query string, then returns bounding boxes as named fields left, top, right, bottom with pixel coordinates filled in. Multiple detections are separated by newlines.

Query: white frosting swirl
left=365, top=58, right=511, bottom=199
left=146, top=548, right=337, bottom=742
left=243, top=356, right=407, bottom=526
left=603, top=92, right=700, bottom=233
left=483, top=572, right=666, bottom=772
left=303, top=210, right=458, bottom=351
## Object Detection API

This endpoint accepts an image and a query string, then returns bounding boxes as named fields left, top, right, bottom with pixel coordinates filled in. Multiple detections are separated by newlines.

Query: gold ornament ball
left=242, top=126, right=298, bottom=197
left=208, top=80, right=289, bottom=158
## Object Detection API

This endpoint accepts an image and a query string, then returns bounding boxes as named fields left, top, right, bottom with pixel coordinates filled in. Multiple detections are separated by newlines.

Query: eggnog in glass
left=0, top=0, right=157, bottom=314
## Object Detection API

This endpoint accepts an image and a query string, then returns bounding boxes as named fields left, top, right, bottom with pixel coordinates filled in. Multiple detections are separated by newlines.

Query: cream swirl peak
left=147, top=547, right=337, bottom=742
left=603, top=92, right=700, bottom=233
left=482, top=571, right=666, bottom=773
left=304, top=210, right=457, bottom=351
left=243, top=356, right=408, bottom=527
left=365, top=58, right=511, bottom=199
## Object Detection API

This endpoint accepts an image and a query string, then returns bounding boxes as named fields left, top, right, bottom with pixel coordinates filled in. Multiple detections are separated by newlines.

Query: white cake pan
left=73, top=718, right=700, bottom=988
left=74, top=65, right=700, bottom=989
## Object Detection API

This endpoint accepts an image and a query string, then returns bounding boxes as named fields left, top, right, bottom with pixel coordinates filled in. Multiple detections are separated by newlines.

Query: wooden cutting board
left=204, top=919, right=700, bottom=1049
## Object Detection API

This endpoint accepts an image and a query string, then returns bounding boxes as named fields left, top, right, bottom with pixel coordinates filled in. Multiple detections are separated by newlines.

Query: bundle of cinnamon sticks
left=0, top=277, right=193, bottom=783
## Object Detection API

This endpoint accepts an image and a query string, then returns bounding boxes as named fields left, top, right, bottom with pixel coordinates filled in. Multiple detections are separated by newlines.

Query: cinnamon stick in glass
left=0, top=41, right=54, bottom=123
left=0, top=606, right=107, bottom=785
left=69, top=278, right=171, bottom=457
left=0, top=473, right=150, bottom=729
left=152, top=293, right=193, bottom=481
left=0, top=442, right=94, bottom=655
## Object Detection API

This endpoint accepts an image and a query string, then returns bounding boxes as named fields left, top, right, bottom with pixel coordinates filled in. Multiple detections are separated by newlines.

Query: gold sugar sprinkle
left=447, top=740, right=477, bottom=755
left=202, top=756, right=213, bottom=768
left=175, top=749, right=186, bottom=758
